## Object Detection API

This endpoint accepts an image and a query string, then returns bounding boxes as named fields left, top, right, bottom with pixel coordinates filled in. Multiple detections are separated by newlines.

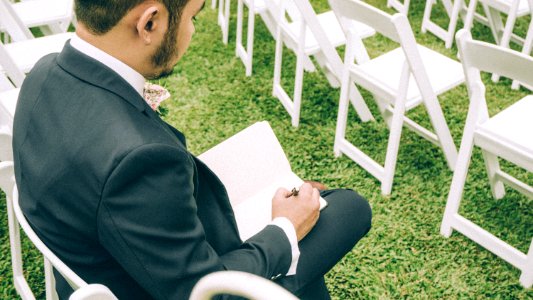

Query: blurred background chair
left=441, top=29, right=532, bottom=289
left=422, top=0, right=470, bottom=48
left=330, top=0, right=464, bottom=195
left=266, top=0, right=375, bottom=127
left=189, top=271, right=298, bottom=300
left=0, top=0, right=74, bottom=40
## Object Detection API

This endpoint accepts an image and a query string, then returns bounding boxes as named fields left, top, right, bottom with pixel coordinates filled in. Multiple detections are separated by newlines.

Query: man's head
left=74, top=0, right=205, bottom=79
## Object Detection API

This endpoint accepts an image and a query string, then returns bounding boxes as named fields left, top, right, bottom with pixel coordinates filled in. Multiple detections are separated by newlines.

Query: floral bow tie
left=143, top=82, right=171, bottom=112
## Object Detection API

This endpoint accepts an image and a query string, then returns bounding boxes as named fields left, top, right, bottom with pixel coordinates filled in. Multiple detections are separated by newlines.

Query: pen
left=287, top=187, right=299, bottom=197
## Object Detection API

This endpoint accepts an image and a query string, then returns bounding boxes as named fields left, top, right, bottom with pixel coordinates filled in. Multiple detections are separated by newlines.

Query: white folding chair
left=211, top=0, right=217, bottom=9
left=0, top=0, right=74, bottom=40
left=463, top=0, right=531, bottom=82
left=265, top=0, right=375, bottom=127
left=330, top=0, right=464, bottom=195
left=189, top=271, right=298, bottom=300
left=11, top=183, right=119, bottom=300
left=235, top=0, right=277, bottom=76
left=387, top=0, right=411, bottom=15
left=441, top=29, right=532, bottom=289
left=218, top=0, right=231, bottom=44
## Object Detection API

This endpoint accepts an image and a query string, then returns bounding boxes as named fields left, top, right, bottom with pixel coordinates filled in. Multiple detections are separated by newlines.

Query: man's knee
left=324, top=189, right=372, bottom=237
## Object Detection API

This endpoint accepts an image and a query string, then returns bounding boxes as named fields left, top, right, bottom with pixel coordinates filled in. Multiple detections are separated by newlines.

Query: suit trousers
left=276, top=189, right=372, bottom=299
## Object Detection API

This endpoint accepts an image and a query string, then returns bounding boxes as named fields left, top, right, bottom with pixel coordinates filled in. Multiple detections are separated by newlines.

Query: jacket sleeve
left=97, top=143, right=292, bottom=299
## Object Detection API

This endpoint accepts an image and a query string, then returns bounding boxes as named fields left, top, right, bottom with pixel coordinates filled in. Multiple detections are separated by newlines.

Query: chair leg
left=424, top=95, right=458, bottom=170
left=481, top=150, right=505, bottom=199
left=218, top=0, right=230, bottom=44
left=348, top=83, right=375, bottom=123
left=211, top=0, right=217, bottom=9
left=291, top=44, right=306, bottom=127
left=381, top=97, right=407, bottom=195
left=236, top=0, right=244, bottom=56
left=235, top=0, right=256, bottom=76
left=334, top=71, right=353, bottom=157
left=519, top=239, right=533, bottom=288
left=512, top=19, right=533, bottom=89
left=7, top=195, right=34, bottom=299
left=445, top=0, right=464, bottom=48
left=245, top=7, right=256, bottom=77
left=273, top=30, right=283, bottom=97
left=491, top=3, right=519, bottom=83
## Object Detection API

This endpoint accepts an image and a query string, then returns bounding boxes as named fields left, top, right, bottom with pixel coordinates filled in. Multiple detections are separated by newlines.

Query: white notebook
left=198, top=121, right=327, bottom=241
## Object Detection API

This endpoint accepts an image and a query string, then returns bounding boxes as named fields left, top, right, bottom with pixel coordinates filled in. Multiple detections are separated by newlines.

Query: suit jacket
left=12, top=42, right=292, bottom=299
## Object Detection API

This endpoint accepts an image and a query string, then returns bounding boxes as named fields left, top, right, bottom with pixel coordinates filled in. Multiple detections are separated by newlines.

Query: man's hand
left=272, top=183, right=320, bottom=241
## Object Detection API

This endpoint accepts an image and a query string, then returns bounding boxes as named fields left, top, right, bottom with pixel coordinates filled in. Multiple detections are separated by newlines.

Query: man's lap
left=276, top=189, right=372, bottom=299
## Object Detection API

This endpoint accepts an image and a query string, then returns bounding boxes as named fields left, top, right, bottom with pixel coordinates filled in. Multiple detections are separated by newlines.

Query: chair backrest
left=0, top=0, right=34, bottom=42
left=456, top=29, right=533, bottom=89
left=12, top=184, right=89, bottom=291
left=329, top=0, right=435, bottom=100
left=189, top=271, right=298, bottom=300
left=0, top=128, right=13, bottom=161
left=0, top=41, right=26, bottom=89
left=0, top=160, right=14, bottom=199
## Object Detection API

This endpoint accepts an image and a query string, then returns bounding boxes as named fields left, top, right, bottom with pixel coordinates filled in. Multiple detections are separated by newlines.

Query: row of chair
left=210, top=0, right=532, bottom=289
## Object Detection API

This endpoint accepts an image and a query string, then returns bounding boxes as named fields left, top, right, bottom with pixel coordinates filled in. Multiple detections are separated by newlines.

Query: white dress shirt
left=70, top=34, right=300, bottom=276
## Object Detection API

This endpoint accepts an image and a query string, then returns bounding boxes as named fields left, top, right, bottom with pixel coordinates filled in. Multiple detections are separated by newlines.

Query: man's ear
left=137, top=6, right=160, bottom=45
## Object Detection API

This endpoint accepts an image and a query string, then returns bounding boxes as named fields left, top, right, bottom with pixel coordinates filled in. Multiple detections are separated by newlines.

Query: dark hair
left=74, top=0, right=190, bottom=35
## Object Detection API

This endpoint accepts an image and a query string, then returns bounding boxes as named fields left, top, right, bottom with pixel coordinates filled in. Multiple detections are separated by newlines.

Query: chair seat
left=287, top=11, right=374, bottom=54
left=476, top=95, right=533, bottom=171
left=243, top=0, right=266, bottom=12
left=489, top=0, right=530, bottom=17
left=355, top=45, right=465, bottom=109
left=0, top=88, right=19, bottom=120
left=1, top=33, right=73, bottom=73
left=12, top=0, right=72, bottom=28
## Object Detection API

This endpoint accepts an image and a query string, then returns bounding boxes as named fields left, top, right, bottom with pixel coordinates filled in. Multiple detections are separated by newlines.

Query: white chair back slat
left=329, top=0, right=401, bottom=43
left=0, top=42, right=26, bottom=88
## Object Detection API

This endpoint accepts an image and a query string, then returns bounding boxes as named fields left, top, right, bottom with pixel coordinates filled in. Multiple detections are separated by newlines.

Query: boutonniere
left=143, top=82, right=171, bottom=117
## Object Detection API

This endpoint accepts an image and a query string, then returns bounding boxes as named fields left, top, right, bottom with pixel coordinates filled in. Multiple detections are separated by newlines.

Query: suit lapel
left=57, top=41, right=184, bottom=147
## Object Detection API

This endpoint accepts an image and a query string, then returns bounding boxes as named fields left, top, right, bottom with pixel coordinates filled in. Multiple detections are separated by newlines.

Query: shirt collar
left=70, top=34, right=145, bottom=97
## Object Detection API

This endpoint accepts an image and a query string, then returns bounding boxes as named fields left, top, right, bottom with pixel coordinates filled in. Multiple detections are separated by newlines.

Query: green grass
left=1, top=0, right=532, bottom=298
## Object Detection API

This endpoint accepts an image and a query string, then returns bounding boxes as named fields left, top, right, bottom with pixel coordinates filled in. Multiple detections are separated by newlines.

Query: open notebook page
left=198, top=121, right=326, bottom=241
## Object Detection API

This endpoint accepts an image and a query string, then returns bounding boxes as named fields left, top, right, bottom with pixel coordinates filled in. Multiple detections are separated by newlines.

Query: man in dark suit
left=12, top=0, right=371, bottom=299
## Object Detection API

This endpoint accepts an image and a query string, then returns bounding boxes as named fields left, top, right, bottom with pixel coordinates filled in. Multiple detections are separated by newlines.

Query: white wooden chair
left=11, top=182, right=119, bottom=300
left=0, top=0, right=74, bottom=40
left=218, top=0, right=231, bottom=44
left=330, top=0, right=464, bottom=195
left=387, top=0, right=411, bottom=15
left=463, top=0, right=531, bottom=82
left=211, top=0, right=217, bottom=9
left=441, top=29, right=532, bottom=289
left=265, top=0, right=375, bottom=127
left=189, top=271, right=298, bottom=300
left=235, top=0, right=277, bottom=76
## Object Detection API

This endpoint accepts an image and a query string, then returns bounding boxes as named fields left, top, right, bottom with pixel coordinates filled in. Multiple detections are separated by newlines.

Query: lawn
left=1, top=0, right=532, bottom=298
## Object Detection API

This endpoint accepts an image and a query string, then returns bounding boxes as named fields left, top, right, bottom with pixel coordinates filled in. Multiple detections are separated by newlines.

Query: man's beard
left=147, top=25, right=179, bottom=80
